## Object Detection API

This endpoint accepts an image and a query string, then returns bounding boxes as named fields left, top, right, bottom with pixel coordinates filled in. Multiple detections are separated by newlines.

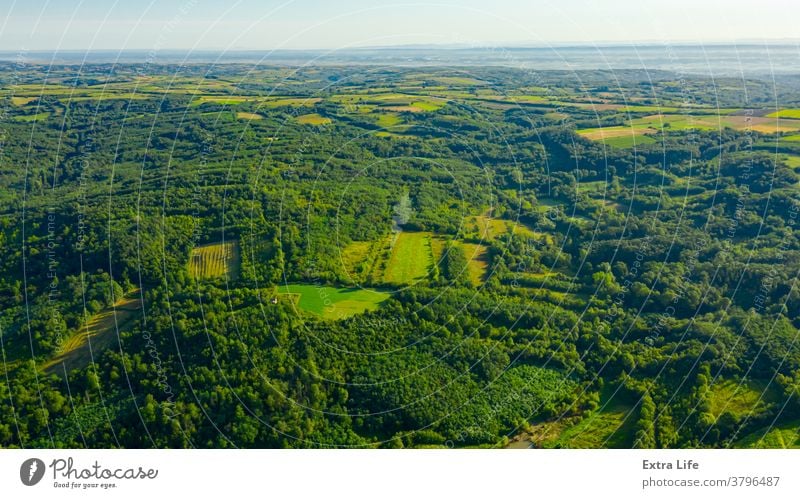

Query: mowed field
left=277, top=283, right=389, bottom=320
left=189, top=241, right=240, bottom=280
left=43, top=292, right=142, bottom=375
left=341, top=229, right=496, bottom=288
left=381, top=231, right=434, bottom=285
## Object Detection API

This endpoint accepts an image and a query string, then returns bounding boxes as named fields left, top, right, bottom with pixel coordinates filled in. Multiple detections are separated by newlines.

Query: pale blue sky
left=0, top=0, right=797, bottom=51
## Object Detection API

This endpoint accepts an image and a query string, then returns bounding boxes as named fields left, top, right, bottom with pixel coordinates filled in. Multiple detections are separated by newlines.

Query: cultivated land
left=189, top=241, right=241, bottom=280
left=295, top=113, right=332, bottom=125
left=236, top=111, right=263, bottom=120
left=767, top=109, right=800, bottom=119
left=577, top=113, right=800, bottom=147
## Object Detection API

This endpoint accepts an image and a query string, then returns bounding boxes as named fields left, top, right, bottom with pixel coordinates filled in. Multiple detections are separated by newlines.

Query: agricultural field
left=10, top=96, right=36, bottom=105
left=191, top=95, right=251, bottom=106
left=295, top=113, right=332, bottom=125
left=189, top=241, right=241, bottom=280
left=277, top=283, right=390, bottom=320
left=260, top=97, right=322, bottom=108
left=578, top=112, right=800, bottom=147
left=236, top=111, right=263, bottom=120
left=577, top=125, right=650, bottom=141
left=767, top=109, right=800, bottom=119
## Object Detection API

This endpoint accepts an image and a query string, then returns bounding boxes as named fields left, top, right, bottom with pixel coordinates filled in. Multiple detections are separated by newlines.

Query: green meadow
left=278, top=284, right=389, bottom=320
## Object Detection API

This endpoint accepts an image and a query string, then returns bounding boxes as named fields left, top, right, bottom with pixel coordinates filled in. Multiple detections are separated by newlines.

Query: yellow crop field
left=10, top=96, right=36, bottom=105
left=296, top=113, right=332, bottom=125
left=189, top=241, right=240, bottom=280
left=236, top=112, right=263, bottom=120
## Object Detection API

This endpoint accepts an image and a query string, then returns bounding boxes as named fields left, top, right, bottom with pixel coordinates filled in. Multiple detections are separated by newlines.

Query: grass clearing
left=10, top=96, right=36, bottom=105
left=295, top=113, right=331, bottom=125
left=261, top=97, right=321, bottom=108
left=545, top=389, right=637, bottom=448
left=65, top=93, right=151, bottom=102
left=277, top=283, right=389, bottom=320
left=189, top=241, right=240, bottom=280
left=339, top=240, right=386, bottom=283
left=767, top=109, right=800, bottom=119
left=381, top=231, right=434, bottom=285
left=781, top=154, right=800, bottom=169
left=375, top=113, right=403, bottom=128
left=578, top=125, right=651, bottom=141
left=236, top=112, right=263, bottom=120
left=43, top=292, right=142, bottom=375
left=410, top=100, right=445, bottom=112
left=374, top=131, right=408, bottom=138
left=507, top=95, right=549, bottom=104
left=465, top=214, right=509, bottom=240
left=708, top=379, right=777, bottom=421
left=13, top=112, right=49, bottom=122
left=458, top=241, right=489, bottom=286
left=601, top=134, right=656, bottom=148
left=464, top=213, right=545, bottom=242
left=191, top=95, right=250, bottom=106
left=430, top=235, right=448, bottom=264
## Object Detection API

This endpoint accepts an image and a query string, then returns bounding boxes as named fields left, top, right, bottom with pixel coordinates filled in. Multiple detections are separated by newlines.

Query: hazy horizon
left=2, top=0, right=798, bottom=52
left=1, top=43, right=797, bottom=77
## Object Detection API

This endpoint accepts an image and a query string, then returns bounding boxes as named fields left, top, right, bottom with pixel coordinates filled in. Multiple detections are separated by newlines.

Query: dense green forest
left=1, top=63, right=799, bottom=448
